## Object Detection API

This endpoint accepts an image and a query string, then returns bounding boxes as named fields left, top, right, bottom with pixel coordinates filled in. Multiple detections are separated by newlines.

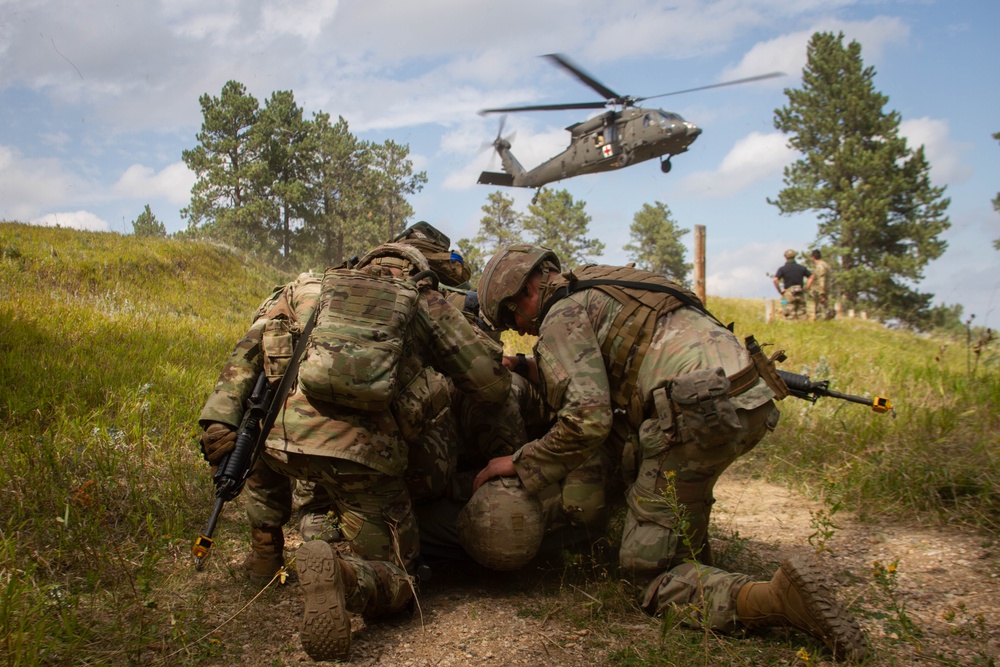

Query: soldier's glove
left=200, top=422, right=237, bottom=465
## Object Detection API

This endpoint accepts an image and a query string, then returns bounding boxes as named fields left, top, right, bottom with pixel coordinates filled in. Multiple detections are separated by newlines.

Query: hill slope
left=0, top=222, right=996, bottom=666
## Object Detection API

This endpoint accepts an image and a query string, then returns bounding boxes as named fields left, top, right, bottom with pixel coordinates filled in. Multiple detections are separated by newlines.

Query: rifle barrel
left=821, top=388, right=874, bottom=406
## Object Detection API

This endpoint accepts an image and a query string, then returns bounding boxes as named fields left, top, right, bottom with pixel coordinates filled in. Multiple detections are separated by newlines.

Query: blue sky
left=1, top=0, right=997, bottom=328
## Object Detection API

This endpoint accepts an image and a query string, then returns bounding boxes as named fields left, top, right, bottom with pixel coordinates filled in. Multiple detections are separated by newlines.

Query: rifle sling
left=253, top=303, right=320, bottom=454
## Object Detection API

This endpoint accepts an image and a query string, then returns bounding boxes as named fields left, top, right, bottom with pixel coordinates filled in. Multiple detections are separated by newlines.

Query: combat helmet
left=478, top=244, right=560, bottom=330
left=784, top=249, right=797, bottom=260
left=394, top=221, right=472, bottom=287
left=356, top=242, right=431, bottom=277
left=455, top=477, right=544, bottom=571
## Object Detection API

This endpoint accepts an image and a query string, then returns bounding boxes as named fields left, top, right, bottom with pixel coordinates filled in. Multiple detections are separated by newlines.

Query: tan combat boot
left=736, top=557, right=867, bottom=662
left=297, top=540, right=354, bottom=662
left=299, top=511, right=342, bottom=543
left=243, top=527, right=284, bottom=582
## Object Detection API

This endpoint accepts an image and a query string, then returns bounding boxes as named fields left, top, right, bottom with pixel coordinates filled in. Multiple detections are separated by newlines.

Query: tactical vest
left=538, top=265, right=711, bottom=426
left=296, top=266, right=421, bottom=411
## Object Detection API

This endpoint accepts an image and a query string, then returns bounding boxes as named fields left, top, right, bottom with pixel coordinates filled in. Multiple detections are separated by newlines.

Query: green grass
left=1, top=222, right=997, bottom=665
left=708, top=297, right=999, bottom=534
left=0, top=223, right=289, bottom=665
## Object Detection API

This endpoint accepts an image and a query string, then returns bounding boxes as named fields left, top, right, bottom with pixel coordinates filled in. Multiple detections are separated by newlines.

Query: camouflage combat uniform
left=808, top=257, right=831, bottom=321
left=500, top=266, right=780, bottom=632
left=198, top=266, right=510, bottom=619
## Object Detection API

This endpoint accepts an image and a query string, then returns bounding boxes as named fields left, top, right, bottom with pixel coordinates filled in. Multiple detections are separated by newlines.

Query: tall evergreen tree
left=181, top=81, right=272, bottom=253
left=459, top=190, right=525, bottom=284
left=367, top=140, right=427, bottom=242
left=131, top=204, right=166, bottom=238
left=523, top=188, right=604, bottom=268
left=257, top=90, right=313, bottom=262
left=299, top=113, right=375, bottom=268
left=623, top=201, right=691, bottom=285
left=770, top=32, right=950, bottom=327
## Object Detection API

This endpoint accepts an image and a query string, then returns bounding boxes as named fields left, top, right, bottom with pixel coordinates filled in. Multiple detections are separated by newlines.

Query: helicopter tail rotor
left=480, top=115, right=516, bottom=169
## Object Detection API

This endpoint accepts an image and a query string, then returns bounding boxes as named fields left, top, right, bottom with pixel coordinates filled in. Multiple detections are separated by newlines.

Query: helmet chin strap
left=532, top=262, right=567, bottom=328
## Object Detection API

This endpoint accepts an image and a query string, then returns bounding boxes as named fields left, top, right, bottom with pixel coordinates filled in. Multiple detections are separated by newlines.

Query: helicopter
left=478, top=53, right=782, bottom=190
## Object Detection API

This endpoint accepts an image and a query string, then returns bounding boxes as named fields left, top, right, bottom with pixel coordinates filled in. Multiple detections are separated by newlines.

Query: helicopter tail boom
left=477, top=171, right=515, bottom=187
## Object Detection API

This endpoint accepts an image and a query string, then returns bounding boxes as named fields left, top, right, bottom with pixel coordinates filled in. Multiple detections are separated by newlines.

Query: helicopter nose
left=685, top=122, right=702, bottom=138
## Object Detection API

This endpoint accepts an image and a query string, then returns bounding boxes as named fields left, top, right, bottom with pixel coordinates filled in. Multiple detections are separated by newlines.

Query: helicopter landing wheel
left=660, top=158, right=672, bottom=174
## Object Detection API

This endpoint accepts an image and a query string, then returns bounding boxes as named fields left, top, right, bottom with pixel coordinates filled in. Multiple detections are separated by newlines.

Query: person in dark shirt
left=773, top=249, right=812, bottom=321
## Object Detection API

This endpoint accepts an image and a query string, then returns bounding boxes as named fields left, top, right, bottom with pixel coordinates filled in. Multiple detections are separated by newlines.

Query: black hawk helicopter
left=478, top=53, right=782, bottom=190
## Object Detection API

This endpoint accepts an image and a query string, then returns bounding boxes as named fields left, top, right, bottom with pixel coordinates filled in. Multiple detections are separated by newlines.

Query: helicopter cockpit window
left=658, top=111, right=683, bottom=124
left=643, top=114, right=654, bottom=126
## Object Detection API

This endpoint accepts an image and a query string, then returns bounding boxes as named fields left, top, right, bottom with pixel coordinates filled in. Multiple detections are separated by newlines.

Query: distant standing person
left=773, top=249, right=812, bottom=321
left=808, top=249, right=832, bottom=321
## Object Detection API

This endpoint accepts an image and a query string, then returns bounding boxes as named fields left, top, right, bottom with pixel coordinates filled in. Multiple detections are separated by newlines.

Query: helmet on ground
left=393, top=221, right=471, bottom=287
left=784, top=249, right=797, bottom=260
left=456, top=477, right=544, bottom=571
left=356, top=242, right=431, bottom=276
left=478, top=244, right=560, bottom=330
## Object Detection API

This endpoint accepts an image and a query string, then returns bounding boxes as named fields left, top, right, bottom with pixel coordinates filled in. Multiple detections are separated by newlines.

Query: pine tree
left=770, top=32, right=951, bottom=327
left=623, top=201, right=691, bottom=285
left=257, top=90, right=313, bottom=262
left=131, top=204, right=166, bottom=238
left=523, top=188, right=604, bottom=268
left=367, top=140, right=427, bottom=242
left=181, top=81, right=272, bottom=254
left=298, top=113, right=375, bottom=268
left=458, top=191, right=525, bottom=285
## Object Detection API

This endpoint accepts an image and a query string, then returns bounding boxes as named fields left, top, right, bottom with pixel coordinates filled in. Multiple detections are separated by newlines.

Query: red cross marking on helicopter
left=602, top=144, right=614, bottom=158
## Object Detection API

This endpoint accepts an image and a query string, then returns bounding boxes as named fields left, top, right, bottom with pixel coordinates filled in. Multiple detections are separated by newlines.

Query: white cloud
left=33, top=211, right=110, bottom=232
left=899, top=117, right=972, bottom=185
left=723, top=16, right=911, bottom=82
left=258, top=0, right=340, bottom=41
left=708, top=240, right=781, bottom=298
left=112, top=162, right=196, bottom=205
left=678, top=131, right=794, bottom=197
left=0, top=145, right=89, bottom=221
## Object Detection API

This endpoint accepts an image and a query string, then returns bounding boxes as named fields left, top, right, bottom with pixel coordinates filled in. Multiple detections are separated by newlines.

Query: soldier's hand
left=200, top=422, right=237, bottom=465
left=472, top=455, right=517, bottom=492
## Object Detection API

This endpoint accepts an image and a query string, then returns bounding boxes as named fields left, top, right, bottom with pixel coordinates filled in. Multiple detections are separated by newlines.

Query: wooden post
left=694, top=225, right=706, bottom=305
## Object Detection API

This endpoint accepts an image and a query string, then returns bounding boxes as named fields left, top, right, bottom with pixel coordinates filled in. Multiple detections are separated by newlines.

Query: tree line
left=174, top=80, right=427, bottom=269
left=457, top=190, right=691, bottom=287
left=140, top=31, right=998, bottom=331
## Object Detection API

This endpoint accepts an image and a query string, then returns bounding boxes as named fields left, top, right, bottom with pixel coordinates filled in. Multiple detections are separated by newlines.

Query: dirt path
left=196, top=475, right=998, bottom=667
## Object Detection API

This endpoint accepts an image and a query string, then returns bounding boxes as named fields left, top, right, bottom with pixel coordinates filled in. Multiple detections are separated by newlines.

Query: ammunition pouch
left=261, top=317, right=297, bottom=382
left=652, top=367, right=742, bottom=450
left=392, top=365, right=452, bottom=444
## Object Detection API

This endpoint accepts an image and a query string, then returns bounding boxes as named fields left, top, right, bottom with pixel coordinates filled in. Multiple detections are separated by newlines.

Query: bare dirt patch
left=190, top=475, right=998, bottom=666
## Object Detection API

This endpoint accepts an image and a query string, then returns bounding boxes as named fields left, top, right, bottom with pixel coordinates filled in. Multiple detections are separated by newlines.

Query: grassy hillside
left=0, top=222, right=996, bottom=665
left=0, top=223, right=291, bottom=665
left=707, top=297, right=998, bottom=532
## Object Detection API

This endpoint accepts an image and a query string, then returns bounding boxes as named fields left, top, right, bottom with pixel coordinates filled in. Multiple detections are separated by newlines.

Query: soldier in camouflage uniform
left=472, top=245, right=867, bottom=662
left=197, top=242, right=510, bottom=662
left=807, top=249, right=832, bottom=321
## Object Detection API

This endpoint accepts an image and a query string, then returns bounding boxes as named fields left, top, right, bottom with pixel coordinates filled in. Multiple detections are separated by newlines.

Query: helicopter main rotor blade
left=479, top=101, right=608, bottom=115
left=636, top=72, right=785, bottom=102
left=544, top=53, right=623, bottom=103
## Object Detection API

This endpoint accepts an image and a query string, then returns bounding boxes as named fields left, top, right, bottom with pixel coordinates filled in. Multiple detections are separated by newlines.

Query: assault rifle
left=192, top=371, right=276, bottom=570
left=192, top=304, right=320, bottom=570
left=777, top=369, right=893, bottom=414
